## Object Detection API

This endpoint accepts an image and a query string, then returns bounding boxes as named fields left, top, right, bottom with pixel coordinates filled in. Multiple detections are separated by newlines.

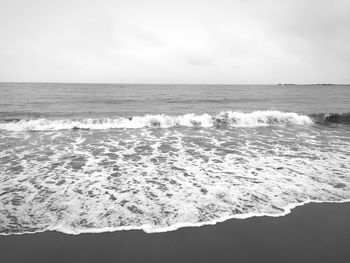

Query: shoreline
left=1, top=202, right=350, bottom=263
left=2, top=199, right=349, bottom=236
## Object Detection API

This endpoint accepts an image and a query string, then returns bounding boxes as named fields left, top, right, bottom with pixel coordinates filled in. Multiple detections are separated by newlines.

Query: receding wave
left=0, top=110, right=313, bottom=131
left=1, top=121, right=349, bottom=235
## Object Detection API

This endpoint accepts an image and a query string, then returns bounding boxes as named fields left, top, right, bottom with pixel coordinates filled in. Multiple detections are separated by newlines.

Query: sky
left=0, top=0, right=349, bottom=84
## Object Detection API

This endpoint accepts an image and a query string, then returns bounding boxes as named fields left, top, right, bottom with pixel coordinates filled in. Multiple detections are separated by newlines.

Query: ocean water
left=0, top=83, right=350, bottom=234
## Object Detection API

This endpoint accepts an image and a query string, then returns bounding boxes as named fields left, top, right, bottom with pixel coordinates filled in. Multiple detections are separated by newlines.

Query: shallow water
left=0, top=83, right=350, bottom=234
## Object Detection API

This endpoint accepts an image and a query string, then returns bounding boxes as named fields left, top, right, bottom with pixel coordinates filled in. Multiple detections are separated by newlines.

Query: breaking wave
left=0, top=110, right=313, bottom=131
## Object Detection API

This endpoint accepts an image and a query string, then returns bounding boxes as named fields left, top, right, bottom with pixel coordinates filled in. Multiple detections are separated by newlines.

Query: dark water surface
left=1, top=83, right=349, bottom=118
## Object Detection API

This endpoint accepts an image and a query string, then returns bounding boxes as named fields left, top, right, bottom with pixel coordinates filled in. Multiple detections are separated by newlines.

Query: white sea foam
left=3, top=199, right=349, bottom=236
left=0, top=124, right=349, bottom=235
left=0, top=111, right=313, bottom=131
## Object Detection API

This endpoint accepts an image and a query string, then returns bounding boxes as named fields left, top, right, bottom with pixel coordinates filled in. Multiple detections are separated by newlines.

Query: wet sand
left=1, top=202, right=350, bottom=263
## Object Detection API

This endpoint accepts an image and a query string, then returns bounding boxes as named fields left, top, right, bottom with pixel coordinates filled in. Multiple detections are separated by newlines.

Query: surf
left=0, top=110, right=314, bottom=131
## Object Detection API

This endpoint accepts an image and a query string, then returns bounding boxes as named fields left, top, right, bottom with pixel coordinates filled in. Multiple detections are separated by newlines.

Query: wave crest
left=0, top=111, right=314, bottom=131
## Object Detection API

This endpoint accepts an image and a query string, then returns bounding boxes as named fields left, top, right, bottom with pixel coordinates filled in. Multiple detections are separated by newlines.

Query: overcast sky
left=0, top=0, right=349, bottom=84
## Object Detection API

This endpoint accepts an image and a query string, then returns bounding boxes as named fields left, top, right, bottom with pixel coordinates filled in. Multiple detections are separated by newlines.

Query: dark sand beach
left=1, top=202, right=350, bottom=263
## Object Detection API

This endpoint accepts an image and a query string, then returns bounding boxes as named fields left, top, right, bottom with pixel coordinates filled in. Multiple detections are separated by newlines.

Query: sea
left=0, top=83, right=350, bottom=235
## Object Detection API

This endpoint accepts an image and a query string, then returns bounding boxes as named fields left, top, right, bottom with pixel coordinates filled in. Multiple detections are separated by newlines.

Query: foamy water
left=0, top=84, right=350, bottom=235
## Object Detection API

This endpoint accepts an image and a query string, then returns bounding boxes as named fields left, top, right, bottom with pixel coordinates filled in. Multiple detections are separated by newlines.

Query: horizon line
left=0, top=81, right=349, bottom=86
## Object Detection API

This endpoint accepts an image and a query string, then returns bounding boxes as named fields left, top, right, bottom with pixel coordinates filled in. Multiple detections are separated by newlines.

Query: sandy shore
left=1, top=202, right=350, bottom=263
